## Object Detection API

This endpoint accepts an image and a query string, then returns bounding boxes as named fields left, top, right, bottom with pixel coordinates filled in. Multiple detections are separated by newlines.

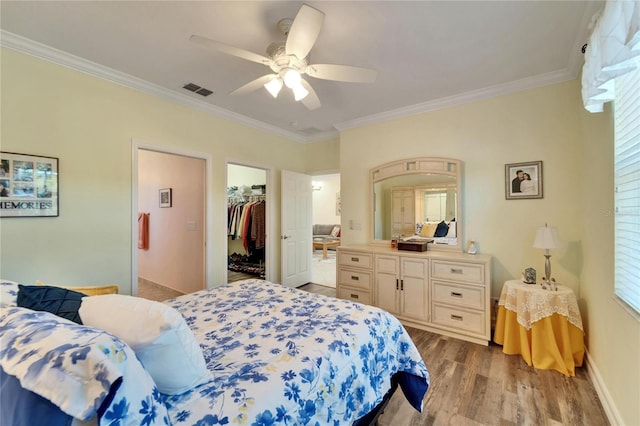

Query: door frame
left=225, top=159, right=274, bottom=284
left=131, top=139, right=213, bottom=295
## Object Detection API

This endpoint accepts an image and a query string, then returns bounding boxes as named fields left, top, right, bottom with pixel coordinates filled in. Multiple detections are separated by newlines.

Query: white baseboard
left=584, top=349, right=625, bottom=425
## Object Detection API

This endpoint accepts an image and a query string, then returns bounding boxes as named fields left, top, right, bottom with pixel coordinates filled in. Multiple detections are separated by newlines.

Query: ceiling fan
left=190, top=3, right=377, bottom=110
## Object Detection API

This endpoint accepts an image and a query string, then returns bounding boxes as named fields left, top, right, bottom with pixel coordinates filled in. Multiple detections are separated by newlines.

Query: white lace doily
left=498, top=281, right=583, bottom=332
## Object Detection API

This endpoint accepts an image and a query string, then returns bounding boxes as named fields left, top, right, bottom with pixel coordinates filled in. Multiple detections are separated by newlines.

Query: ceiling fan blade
left=300, top=79, right=321, bottom=110
left=190, top=35, right=271, bottom=65
left=230, top=74, right=278, bottom=96
left=285, top=4, right=325, bottom=60
left=306, top=64, right=377, bottom=83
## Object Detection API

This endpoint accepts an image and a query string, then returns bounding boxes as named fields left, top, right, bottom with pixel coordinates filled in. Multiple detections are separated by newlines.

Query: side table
left=312, top=238, right=341, bottom=260
left=493, top=279, right=585, bottom=376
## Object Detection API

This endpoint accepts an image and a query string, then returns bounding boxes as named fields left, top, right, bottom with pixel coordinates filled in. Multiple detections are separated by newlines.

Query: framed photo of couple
left=505, top=161, right=543, bottom=200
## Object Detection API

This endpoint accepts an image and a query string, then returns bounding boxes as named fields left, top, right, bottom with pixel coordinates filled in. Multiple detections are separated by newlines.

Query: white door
left=392, top=188, right=415, bottom=236
left=281, top=170, right=312, bottom=287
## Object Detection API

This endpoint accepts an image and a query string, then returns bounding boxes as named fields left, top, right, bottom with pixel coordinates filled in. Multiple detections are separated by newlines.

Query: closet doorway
left=227, top=163, right=269, bottom=283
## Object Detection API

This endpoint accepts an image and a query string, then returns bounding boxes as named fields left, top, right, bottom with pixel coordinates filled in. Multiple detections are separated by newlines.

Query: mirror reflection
left=371, top=157, right=462, bottom=250
left=374, top=174, right=457, bottom=241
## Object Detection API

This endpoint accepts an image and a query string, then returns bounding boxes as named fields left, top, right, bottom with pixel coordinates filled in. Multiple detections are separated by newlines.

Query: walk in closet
left=227, top=164, right=267, bottom=282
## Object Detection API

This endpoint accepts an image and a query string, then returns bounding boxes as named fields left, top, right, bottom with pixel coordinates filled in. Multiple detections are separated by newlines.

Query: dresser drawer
left=432, top=304, right=485, bottom=335
left=338, top=288, right=371, bottom=305
left=338, top=267, right=372, bottom=290
left=432, top=281, right=484, bottom=309
left=339, top=251, right=373, bottom=269
left=431, top=260, right=484, bottom=284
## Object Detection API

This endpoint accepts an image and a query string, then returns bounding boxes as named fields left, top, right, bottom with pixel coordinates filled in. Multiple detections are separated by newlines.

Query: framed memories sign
left=0, top=152, right=59, bottom=217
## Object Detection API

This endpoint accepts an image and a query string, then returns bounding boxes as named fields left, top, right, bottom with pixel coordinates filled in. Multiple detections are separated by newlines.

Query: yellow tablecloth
left=493, top=280, right=585, bottom=377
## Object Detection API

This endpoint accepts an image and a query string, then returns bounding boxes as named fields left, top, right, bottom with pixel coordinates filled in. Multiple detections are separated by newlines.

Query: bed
left=0, top=279, right=429, bottom=425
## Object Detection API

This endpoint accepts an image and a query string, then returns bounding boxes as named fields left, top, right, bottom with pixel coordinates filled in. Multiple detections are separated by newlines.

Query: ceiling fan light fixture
left=283, top=68, right=302, bottom=89
left=264, top=77, right=283, bottom=98
left=292, top=84, right=309, bottom=101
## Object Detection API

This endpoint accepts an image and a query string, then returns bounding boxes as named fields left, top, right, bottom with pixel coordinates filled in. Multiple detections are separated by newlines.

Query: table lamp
left=533, top=223, right=563, bottom=284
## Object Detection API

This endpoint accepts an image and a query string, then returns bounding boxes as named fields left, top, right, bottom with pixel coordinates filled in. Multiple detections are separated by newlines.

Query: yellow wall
left=577, top=102, right=639, bottom=424
left=0, top=48, right=312, bottom=290
left=339, top=79, right=638, bottom=424
left=341, top=81, right=584, bottom=291
left=1, top=47, right=637, bottom=424
left=304, top=137, right=340, bottom=173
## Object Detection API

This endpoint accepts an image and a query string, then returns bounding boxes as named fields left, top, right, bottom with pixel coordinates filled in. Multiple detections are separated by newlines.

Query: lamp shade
left=533, top=224, right=563, bottom=249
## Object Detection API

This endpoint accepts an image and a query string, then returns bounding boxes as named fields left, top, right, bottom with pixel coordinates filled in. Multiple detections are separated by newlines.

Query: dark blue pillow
left=17, top=285, right=86, bottom=324
left=434, top=221, right=450, bottom=238
left=1, top=366, right=73, bottom=426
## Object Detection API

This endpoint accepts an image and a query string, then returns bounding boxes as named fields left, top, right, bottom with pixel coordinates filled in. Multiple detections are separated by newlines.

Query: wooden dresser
left=336, top=245, right=492, bottom=345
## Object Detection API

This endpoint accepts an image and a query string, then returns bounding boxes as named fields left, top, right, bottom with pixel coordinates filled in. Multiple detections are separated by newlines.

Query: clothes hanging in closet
left=227, top=200, right=266, bottom=253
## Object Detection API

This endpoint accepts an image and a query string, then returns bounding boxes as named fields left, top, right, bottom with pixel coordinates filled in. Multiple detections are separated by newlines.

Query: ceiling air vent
left=182, top=83, right=213, bottom=97
left=300, top=127, right=323, bottom=135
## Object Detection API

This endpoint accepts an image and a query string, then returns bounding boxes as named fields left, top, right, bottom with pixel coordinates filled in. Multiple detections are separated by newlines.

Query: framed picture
left=0, top=151, right=59, bottom=217
left=159, top=188, right=172, bottom=208
left=505, top=161, right=543, bottom=200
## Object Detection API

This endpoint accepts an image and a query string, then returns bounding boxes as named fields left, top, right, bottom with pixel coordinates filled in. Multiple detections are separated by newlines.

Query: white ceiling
left=0, top=1, right=601, bottom=142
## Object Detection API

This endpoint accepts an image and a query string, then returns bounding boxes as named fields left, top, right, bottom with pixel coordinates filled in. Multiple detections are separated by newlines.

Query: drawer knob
left=451, top=291, right=463, bottom=298
left=451, top=314, right=463, bottom=321
left=351, top=275, right=360, bottom=281
left=350, top=294, right=359, bottom=299
left=351, top=257, right=360, bottom=262
left=450, top=268, right=463, bottom=274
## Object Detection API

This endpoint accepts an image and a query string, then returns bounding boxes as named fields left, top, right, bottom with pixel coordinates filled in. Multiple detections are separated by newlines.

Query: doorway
left=227, top=163, right=269, bottom=283
left=311, top=173, right=341, bottom=288
left=132, top=143, right=210, bottom=299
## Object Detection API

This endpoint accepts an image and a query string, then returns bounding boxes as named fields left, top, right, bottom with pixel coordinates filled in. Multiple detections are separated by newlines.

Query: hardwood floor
left=297, top=283, right=610, bottom=426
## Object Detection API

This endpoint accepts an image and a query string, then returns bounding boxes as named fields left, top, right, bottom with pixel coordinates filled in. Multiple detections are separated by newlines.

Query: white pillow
left=79, top=294, right=209, bottom=395
left=446, top=221, right=457, bottom=238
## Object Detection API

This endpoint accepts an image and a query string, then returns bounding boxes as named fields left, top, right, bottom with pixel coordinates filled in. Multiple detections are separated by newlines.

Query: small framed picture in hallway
left=159, top=188, right=172, bottom=207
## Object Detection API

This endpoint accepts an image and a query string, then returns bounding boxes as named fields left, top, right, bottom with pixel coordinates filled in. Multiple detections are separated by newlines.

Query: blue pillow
left=0, top=366, right=73, bottom=426
left=434, top=221, right=450, bottom=238
left=17, top=285, right=86, bottom=324
left=0, top=367, right=73, bottom=426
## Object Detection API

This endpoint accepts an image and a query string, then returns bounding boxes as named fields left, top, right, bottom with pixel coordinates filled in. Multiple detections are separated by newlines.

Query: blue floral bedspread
left=164, top=279, right=429, bottom=425
left=0, top=307, right=170, bottom=425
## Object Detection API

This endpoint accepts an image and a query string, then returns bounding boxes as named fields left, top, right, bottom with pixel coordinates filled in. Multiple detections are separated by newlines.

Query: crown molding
left=335, top=68, right=575, bottom=131
left=337, top=3, right=602, bottom=133
left=0, top=30, right=316, bottom=143
left=2, top=29, right=587, bottom=142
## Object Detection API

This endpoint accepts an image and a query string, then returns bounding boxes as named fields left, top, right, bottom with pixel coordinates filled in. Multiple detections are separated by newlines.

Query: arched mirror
left=371, top=157, right=463, bottom=252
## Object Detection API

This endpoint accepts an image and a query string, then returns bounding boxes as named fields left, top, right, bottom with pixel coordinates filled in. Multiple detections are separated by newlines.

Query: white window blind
left=614, top=66, right=640, bottom=313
